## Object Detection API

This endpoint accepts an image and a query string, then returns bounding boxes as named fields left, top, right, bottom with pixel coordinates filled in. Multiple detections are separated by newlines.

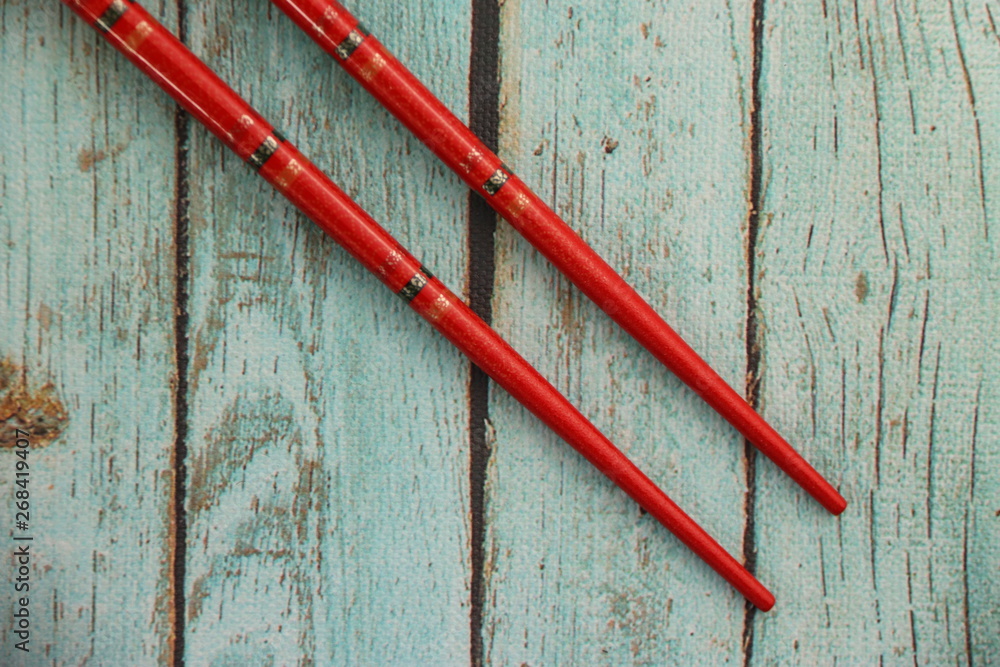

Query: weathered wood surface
left=180, top=0, right=474, bottom=663
left=0, top=0, right=179, bottom=663
left=1, top=0, right=998, bottom=664
left=750, top=1, right=1000, bottom=664
left=484, top=0, right=756, bottom=663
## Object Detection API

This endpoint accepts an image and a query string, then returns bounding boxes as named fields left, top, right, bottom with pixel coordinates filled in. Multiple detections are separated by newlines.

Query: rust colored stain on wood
left=77, top=139, right=130, bottom=171
left=0, top=357, right=69, bottom=447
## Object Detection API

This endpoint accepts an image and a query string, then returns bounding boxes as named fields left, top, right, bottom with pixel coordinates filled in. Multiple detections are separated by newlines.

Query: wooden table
left=2, top=0, right=998, bottom=664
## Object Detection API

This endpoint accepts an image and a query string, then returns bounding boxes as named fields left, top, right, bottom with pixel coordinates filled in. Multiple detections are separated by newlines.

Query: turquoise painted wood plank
left=0, top=1, right=179, bottom=664
left=484, top=0, right=756, bottom=662
left=750, top=0, right=1000, bottom=663
left=180, top=0, right=474, bottom=663
left=5, top=0, right=996, bottom=662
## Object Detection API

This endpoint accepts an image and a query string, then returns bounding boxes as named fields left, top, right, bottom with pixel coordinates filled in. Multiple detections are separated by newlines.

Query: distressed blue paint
left=0, top=1, right=179, bottom=663
left=750, top=0, right=1000, bottom=663
left=484, top=0, right=756, bottom=663
left=179, top=0, right=473, bottom=663
left=2, top=0, right=998, bottom=664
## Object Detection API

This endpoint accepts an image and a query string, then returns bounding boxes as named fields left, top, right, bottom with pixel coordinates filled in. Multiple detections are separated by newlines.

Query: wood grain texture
left=750, top=0, right=1000, bottom=664
left=0, top=1, right=179, bottom=664
left=4, top=0, right=1000, bottom=663
left=180, top=0, right=474, bottom=663
left=483, top=0, right=757, bottom=663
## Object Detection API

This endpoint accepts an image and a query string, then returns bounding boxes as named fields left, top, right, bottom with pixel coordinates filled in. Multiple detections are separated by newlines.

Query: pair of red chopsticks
left=63, top=0, right=845, bottom=610
left=276, top=0, right=844, bottom=514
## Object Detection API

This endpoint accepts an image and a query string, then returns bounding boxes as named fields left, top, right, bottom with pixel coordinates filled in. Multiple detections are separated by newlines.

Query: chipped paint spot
left=155, top=467, right=177, bottom=666
left=0, top=358, right=68, bottom=447
left=186, top=574, right=212, bottom=624
left=37, top=303, right=54, bottom=331
left=78, top=148, right=105, bottom=171
left=77, top=140, right=129, bottom=172
left=855, top=271, right=869, bottom=303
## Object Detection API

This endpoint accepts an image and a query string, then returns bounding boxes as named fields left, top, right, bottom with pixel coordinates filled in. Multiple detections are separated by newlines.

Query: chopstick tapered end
left=754, top=588, right=776, bottom=612
left=817, top=487, right=848, bottom=515
left=741, top=576, right=775, bottom=612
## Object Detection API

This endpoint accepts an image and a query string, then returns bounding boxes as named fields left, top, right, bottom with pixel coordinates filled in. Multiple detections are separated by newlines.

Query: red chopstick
left=269, top=0, right=847, bottom=515
left=63, top=0, right=776, bottom=610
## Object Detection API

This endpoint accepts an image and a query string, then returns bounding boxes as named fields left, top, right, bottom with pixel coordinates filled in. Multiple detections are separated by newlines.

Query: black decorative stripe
left=335, top=28, right=366, bottom=60
left=483, top=168, right=508, bottom=196
left=420, top=265, right=435, bottom=280
left=95, top=0, right=129, bottom=32
left=273, top=128, right=287, bottom=143
left=247, top=135, right=279, bottom=171
left=398, top=272, right=428, bottom=302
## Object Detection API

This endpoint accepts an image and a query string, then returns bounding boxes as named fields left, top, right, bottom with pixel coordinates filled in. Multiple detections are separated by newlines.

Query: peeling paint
left=855, top=271, right=870, bottom=303
left=0, top=358, right=69, bottom=447
left=77, top=139, right=130, bottom=172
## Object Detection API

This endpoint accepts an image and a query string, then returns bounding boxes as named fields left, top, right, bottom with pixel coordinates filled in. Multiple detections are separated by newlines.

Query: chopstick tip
left=825, top=490, right=848, bottom=515
left=740, top=574, right=775, bottom=612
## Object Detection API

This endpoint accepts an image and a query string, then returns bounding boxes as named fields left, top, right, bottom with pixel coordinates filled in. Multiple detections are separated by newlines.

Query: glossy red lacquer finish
left=63, top=0, right=776, bottom=610
left=270, top=0, right=846, bottom=515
